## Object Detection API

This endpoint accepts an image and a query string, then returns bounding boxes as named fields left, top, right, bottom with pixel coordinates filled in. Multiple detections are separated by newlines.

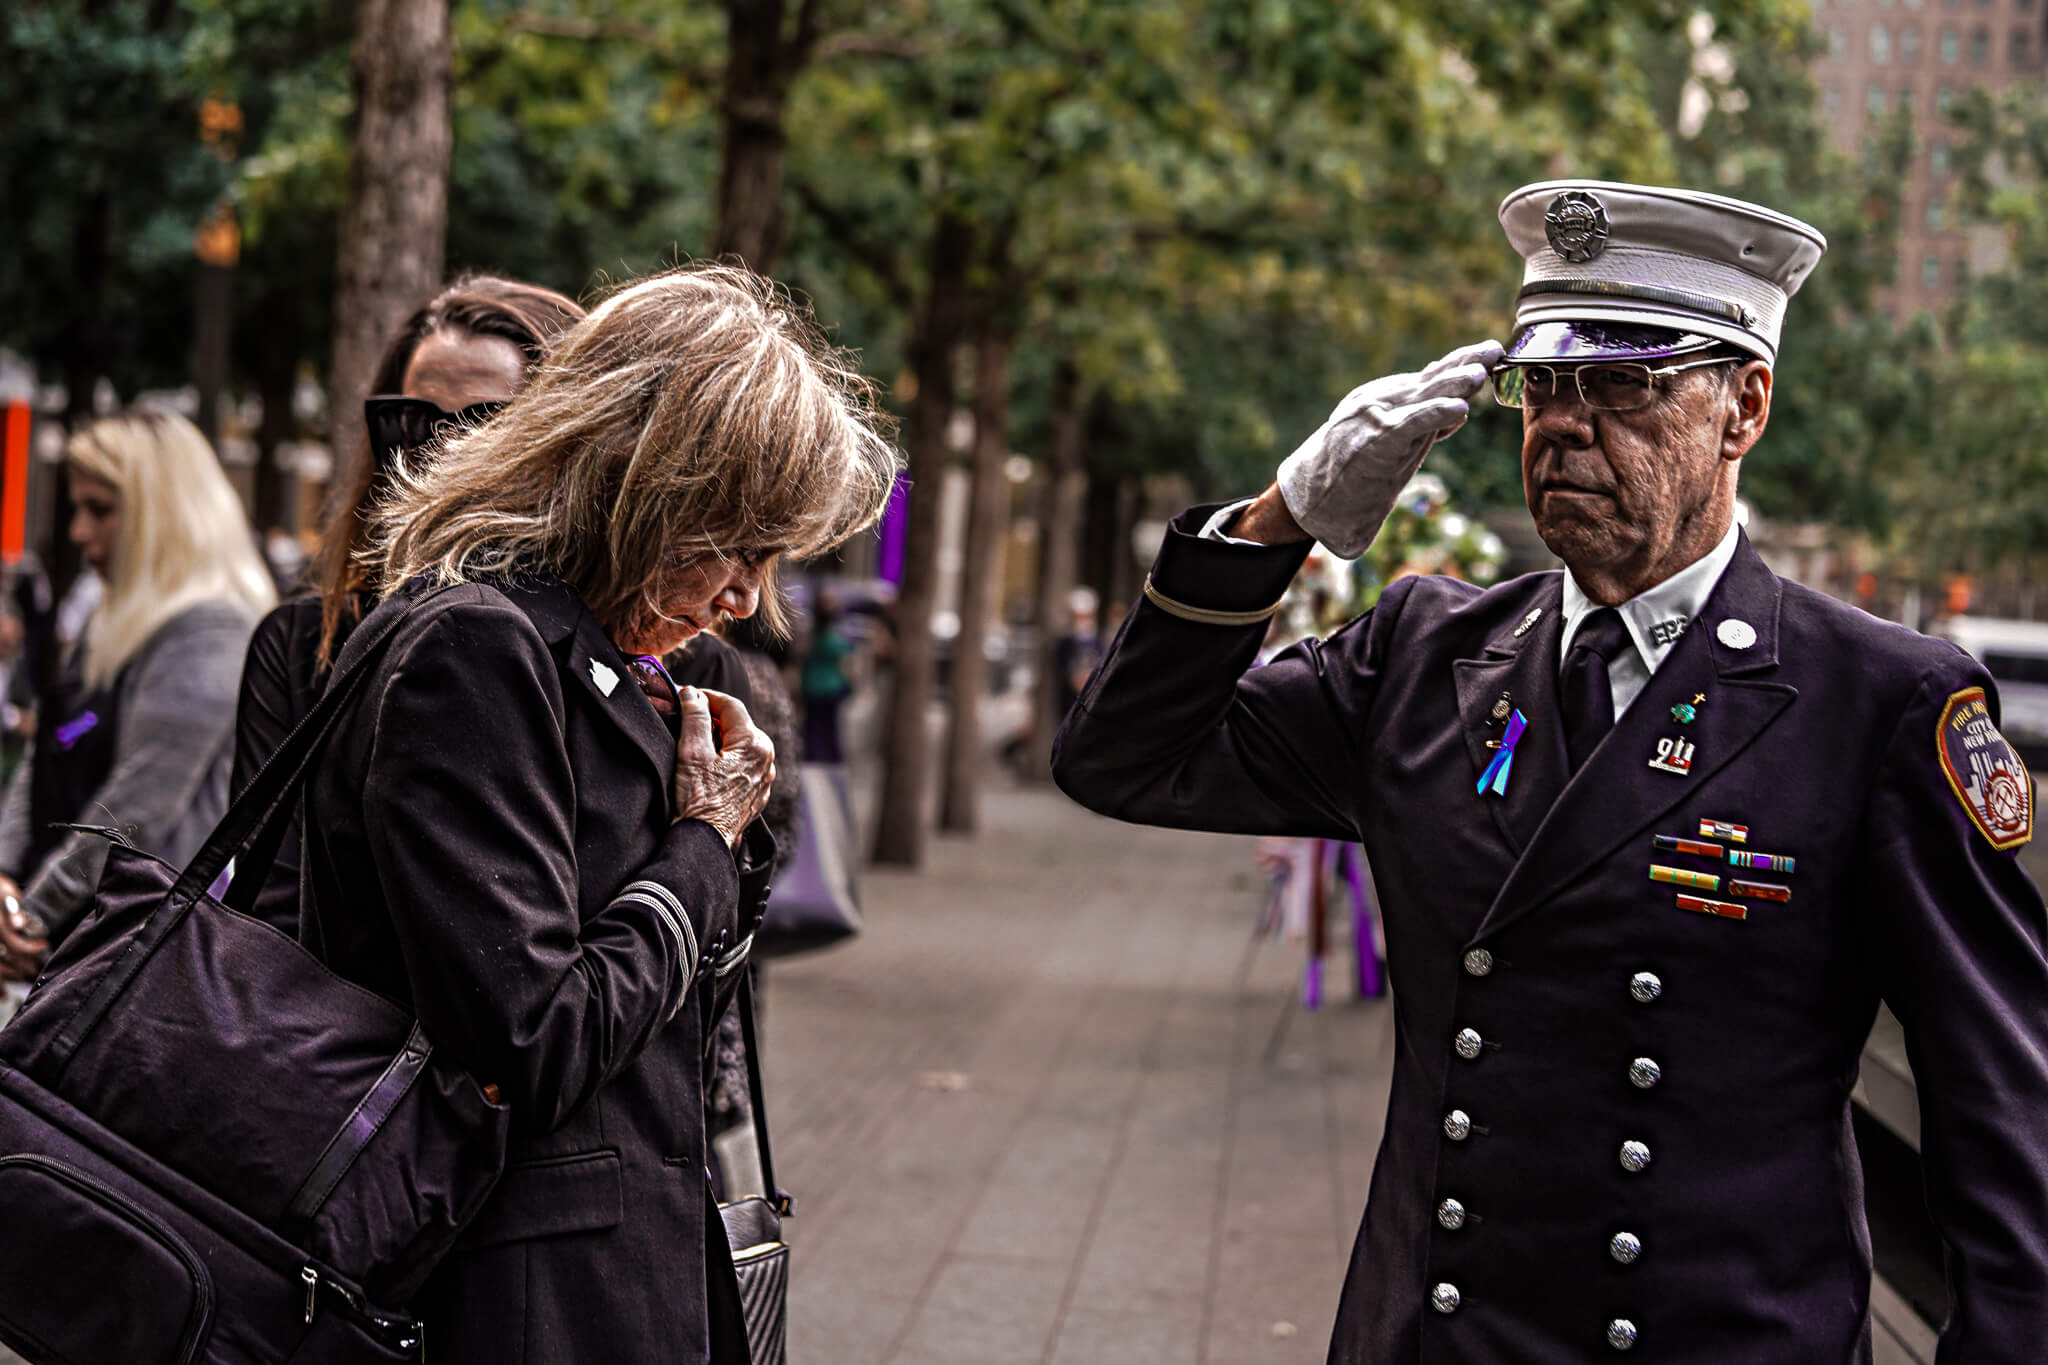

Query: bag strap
left=285, top=1022, right=433, bottom=1221
left=175, top=590, right=440, bottom=903
left=736, top=971, right=789, bottom=1216
left=44, top=591, right=436, bottom=1077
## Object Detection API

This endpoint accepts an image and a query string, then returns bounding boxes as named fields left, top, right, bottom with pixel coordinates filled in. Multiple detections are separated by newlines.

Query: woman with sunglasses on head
left=296, top=265, right=895, bottom=1362
left=0, top=409, right=275, bottom=983
left=231, top=275, right=587, bottom=933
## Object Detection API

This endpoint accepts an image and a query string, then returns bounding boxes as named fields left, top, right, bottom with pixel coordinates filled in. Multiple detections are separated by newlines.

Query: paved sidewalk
left=757, top=782, right=1394, bottom=1365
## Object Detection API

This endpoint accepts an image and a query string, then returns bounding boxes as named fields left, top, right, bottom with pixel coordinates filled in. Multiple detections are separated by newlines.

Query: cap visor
left=1505, top=321, right=1721, bottom=363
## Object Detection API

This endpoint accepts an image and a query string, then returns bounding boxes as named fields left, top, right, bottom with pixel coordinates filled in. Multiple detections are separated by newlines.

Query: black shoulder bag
left=0, top=589, right=509, bottom=1363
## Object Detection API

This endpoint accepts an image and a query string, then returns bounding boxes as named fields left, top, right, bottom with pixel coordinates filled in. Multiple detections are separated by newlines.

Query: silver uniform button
left=1609, top=1231, right=1642, bottom=1265
left=1619, top=1140, right=1652, bottom=1173
left=1629, top=971, right=1662, bottom=1003
left=1463, top=948, right=1494, bottom=977
left=1455, top=1028, right=1484, bottom=1061
left=1607, top=1318, right=1638, bottom=1350
left=1430, top=1282, right=1462, bottom=1315
left=1628, top=1057, right=1662, bottom=1089
left=1436, top=1198, right=1466, bottom=1231
left=1443, top=1110, right=1473, bottom=1141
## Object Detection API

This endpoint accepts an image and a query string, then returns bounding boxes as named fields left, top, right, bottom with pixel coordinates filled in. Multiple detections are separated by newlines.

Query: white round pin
left=1716, top=619, right=1757, bottom=650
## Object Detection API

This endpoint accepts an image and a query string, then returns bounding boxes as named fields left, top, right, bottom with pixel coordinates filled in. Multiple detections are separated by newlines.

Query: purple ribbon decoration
left=54, top=710, right=98, bottom=751
left=1477, top=709, right=1528, bottom=797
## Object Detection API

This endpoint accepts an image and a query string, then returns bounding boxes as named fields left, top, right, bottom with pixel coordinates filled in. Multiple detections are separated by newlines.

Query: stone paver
left=758, top=781, right=1392, bottom=1365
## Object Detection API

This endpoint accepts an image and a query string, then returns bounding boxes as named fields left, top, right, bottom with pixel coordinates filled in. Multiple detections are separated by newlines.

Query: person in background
left=299, top=265, right=896, bottom=1362
left=798, top=583, right=857, bottom=764
left=231, top=274, right=586, bottom=933
left=0, top=408, right=274, bottom=980
left=1053, top=586, right=1102, bottom=723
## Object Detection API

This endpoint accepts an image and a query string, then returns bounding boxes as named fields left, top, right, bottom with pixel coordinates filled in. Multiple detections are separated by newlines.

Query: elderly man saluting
left=1055, top=180, right=2048, bottom=1364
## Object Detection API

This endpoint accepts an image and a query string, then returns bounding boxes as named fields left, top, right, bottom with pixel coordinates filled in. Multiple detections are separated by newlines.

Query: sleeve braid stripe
left=1141, top=575, right=1284, bottom=628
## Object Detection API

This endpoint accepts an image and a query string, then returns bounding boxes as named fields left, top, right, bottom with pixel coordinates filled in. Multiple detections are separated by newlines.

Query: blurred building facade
left=1810, top=0, right=2046, bottom=320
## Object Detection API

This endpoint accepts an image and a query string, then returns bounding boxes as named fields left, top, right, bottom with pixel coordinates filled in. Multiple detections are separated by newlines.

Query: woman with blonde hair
left=297, top=264, right=895, bottom=1361
left=0, top=408, right=274, bottom=976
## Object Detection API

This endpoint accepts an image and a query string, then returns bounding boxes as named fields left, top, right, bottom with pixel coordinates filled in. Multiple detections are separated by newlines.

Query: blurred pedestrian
left=298, top=265, right=896, bottom=1362
left=0, top=408, right=273, bottom=983
left=231, top=275, right=585, bottom=933
left=1052, top=585, right=1102, bottom=722
left=798, top=584, right=856, bottom=763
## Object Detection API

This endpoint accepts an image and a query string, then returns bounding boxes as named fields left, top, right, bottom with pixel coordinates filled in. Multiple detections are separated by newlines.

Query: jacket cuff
left=1147, top=504, right=1314, bottom=621
left=627, top=818, right=740, bottom=1001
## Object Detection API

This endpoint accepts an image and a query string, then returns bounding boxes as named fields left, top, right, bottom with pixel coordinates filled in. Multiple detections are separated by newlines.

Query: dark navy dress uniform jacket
left=301, top=576, right=749, bottom=1364
left=1053, top=508, right=2048, bottom=1365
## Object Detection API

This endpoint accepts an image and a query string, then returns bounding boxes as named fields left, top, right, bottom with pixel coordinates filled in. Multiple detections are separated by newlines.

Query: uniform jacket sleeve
left=362, top=597, right=738, bottom=1133
left=1855, top=658, right=2048, bottom=1362
left=1052, top=505, right=1399, bottom=841
left=29, top=602, right=254, bottom=936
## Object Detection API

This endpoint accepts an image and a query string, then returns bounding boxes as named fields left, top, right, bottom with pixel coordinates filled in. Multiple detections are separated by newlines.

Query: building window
left=1905, top=0, right=1925, bottom=9
left=1830, top=26, right=1848, bottom=56
left=1899, top=87, right=1917, bottom=116
left=1955, top=259, right=1970, bottom=287
left=1824, top=85, right=1844, bottom=115
left=1937, top=85, right=1957, bottom=114
left=2015, top=28, right=2034, bottom=67
left=1902, top=26, right=1922, bottom=62
left=1926, top=198, right=1946, bottom=231
left=1923, top=256, right=1942, bottom=288
left=1868, top=86, right=1889, bottom=117
left=1932, top=142, right=1951, bottom=174
left=1872, top=24, right=1894, bottom=62
left=1970, top=26, right=1990, bottom=65
left=1941, top=27, right=1960, bottom=62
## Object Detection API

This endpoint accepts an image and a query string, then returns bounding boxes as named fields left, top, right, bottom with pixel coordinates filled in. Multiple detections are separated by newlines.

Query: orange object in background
left=1, top=401, right=27, bottom=567
left=1945, top=573, right=1975, bottom=616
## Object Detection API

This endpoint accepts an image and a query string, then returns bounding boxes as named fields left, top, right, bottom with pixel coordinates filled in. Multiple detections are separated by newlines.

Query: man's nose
left=1531, top=391, right=1597, bottom=447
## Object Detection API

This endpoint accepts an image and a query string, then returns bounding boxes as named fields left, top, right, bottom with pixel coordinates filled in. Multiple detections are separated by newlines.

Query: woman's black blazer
left=299, top=574, right=751, bottom=1364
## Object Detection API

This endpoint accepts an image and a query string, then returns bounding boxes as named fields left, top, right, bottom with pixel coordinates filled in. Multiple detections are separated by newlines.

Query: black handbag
left=0, top=590, right=510, bottom=1362
left=756, top=763, right=862, bottom=958
left=717, top=973, right=790, bottom=1365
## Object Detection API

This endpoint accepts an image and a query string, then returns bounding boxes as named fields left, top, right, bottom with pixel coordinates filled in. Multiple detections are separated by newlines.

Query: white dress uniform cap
left=1498, top=180, right=1826, bottom=364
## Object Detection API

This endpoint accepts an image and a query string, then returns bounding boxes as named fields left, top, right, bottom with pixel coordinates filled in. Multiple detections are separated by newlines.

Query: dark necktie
left=1561, top=607, right=1633, bottom=772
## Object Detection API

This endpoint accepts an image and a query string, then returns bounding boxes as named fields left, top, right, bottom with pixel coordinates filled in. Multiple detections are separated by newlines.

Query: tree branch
left=813, top=31, right=922, bottom=62
left=788, top=176, right=917, bottom=311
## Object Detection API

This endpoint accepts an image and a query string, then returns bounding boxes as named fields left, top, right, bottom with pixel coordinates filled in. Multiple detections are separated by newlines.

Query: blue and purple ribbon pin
left=1477, top=709, right=1527, bottom=797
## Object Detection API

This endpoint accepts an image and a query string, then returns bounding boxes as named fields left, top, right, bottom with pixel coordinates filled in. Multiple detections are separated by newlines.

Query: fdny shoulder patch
left=1936, top=686, right=2033, bottom=851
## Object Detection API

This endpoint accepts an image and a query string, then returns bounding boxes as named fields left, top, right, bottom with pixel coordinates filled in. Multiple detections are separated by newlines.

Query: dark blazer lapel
left=1451, top=576, right=1569, bottom=854
left=497, top=575, right=678, bottom=798
left=1471, top=535, right=1798, bottom=943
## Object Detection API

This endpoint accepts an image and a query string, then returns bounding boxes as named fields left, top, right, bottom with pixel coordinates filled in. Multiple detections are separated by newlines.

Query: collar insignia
left=589, top=658, right=620, bottom=696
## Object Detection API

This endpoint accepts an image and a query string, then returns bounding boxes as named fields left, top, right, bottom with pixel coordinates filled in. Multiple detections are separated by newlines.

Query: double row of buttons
left=1429, top=956, right=1660, bottom=1352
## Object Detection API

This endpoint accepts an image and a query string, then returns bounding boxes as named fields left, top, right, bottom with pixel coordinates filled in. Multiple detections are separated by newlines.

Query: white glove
left=1276, top=339, right=1503, bottom=558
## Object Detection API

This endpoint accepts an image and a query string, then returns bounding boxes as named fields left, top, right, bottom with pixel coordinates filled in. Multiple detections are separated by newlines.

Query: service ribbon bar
left=1728, top=880, right=1792, bottom=903
left=1727, top=850, right=1795, bottom=874
left=1653, top=835, right=1724, bottom=860
left=1649, top=865, right=1720, bottom=892
left=1675, top=894, right=1749, bottom=921
left=1698, top=819, right=1748, bottom=844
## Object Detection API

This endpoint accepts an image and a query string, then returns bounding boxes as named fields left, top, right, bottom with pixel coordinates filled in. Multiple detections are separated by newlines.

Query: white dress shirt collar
left=1558, top=519, right=1742, bottom=717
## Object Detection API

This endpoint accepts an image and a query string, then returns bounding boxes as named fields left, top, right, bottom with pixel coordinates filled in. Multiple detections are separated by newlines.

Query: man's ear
left=1722, top=361, right=1772, bottom=462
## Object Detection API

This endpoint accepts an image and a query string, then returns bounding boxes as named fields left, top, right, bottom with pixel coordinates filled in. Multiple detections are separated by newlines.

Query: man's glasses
left=1490, top=357, right=1740, bottom=412
left=363, top=395, right=506, bottom=470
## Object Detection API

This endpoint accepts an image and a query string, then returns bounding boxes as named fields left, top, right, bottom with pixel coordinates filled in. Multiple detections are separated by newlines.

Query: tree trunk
left=871, top=211, right=973, bottom=868
left=938, top=321, right=1014, bottom=832
left=251, top=298, right=301, bottom=537
left=191, top=260, right=233, bottom=450
left=328, top=0, right=451, bottom=486
left=1022, top=358, right=1087, bottom=780
left=711, top=0, right=793, bottom=273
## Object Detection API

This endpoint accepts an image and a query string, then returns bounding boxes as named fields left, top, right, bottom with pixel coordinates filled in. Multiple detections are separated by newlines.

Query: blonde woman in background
left=0, top=408, right=274, bottom=983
